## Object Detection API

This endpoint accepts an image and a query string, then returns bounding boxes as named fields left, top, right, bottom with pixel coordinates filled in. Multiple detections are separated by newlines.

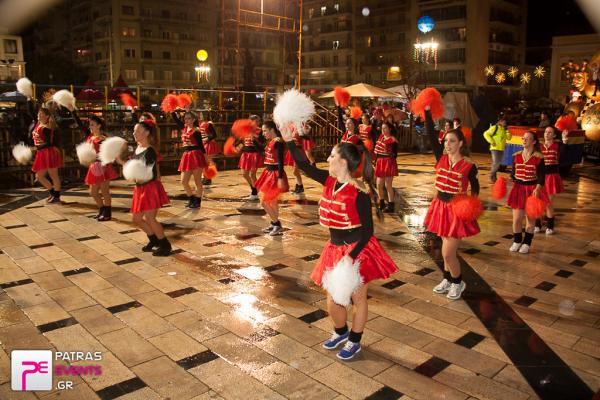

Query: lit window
left=334, top=3, right=339, bottom=11
left=367, top=36, right=372, bottom=47
left=309, top=8, right=314, bottom=18
left=125, top=69, right=137, bottom=80
left=321, top=6, right=326, bottom=16
left=332, top=40, right=340, bottom=50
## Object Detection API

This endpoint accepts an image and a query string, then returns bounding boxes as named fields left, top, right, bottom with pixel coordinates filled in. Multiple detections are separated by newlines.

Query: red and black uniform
left=238, top=134, right=265, bottom=171
left=358, top=124, right=372, bottom=143
left=130, top=146, right=170, bottom=213
left=31, top=123, right=63, bottom=172
left=424, top=110, right=481, bottom=238
left=255, top=137, right=289, bottom=195
left=284, top=131, right=303, bottom=167
left=374, top=134, right=398, bottom=177
left=178, top=126, right=207, bottom=171
left=200, top=121, right=221, bottom=156
left=541, top=142, right=564, bottom=195
left=340, top=131, right=361, bottom=145
left=85, top=134, right=119, bottom=185
left=286, top=141, right=397, bottom=285
left=507, top=151, right=549, bottom=209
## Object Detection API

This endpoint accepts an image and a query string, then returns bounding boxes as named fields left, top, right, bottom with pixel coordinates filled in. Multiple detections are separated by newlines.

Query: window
left=125, top=69, right=137, bottom=80
left=121, top=27, right=136, bottom=37
left=142, top=29, right=152, bottom=38
left=141, top=8, right=151, bottom=17
left=308, top=8, right=314, bottom=18
left=333, top=55, right=338, bottom=66
left=367, top=36, right=372, bottom=47
left=164, top=70, right=172, bottom=80
left=144, top=70, right=154, bottom=80
left=182, top=71, right=190, bottom=81
left=320, top=6, right=326, bottom=16
left=334, top=3, right=339, bottom=11
left=95, top=52, right=101, bottom=61
left=163, top=51, right=171, bottom=59
left=143, top=50, right=152, bottom=59
left=346, top=55, right=352, bottom=67
left=332, top=40, right=339, bottom=50
left=162, top=31, right=170, bottom=39
left=3, top=39, right=17, bottom=54
left=122, top=5, right=134, bottom=15
left=161, top=10, right=170, bottom=18
left=124, top=49, right=135, bottom=58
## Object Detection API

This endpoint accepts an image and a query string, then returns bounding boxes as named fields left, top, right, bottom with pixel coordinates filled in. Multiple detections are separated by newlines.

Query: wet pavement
left=0, top=153, right=599, bottom=399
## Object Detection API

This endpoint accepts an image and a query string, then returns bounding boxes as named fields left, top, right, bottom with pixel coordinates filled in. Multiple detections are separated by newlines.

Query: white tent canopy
left=386, top=85, right=420, bottom=100
left=320, top=83, right=400, bottom=98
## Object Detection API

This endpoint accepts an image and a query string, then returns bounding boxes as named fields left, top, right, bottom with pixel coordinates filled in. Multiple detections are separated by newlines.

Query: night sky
left=527, top=0, right=596, bottom=47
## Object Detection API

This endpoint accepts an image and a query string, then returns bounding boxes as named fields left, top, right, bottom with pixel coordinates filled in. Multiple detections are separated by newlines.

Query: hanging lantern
left=417, top=16, right=436, bottom=33
left=534, top=66, right=545, bottom=78
left=484, top=65, right=495, bottom=76
left=520, top=72, right=531, bottom=84
left=508, top=66, right=519, bottom=78
left=495, top=72, right=506, bottom=83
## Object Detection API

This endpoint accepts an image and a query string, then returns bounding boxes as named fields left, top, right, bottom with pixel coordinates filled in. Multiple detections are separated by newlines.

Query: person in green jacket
left=483, top=116, right=511, bottom=182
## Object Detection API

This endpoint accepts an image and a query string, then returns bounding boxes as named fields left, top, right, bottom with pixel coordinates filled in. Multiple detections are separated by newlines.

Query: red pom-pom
left=409, top=87, right=444, bottom=120
left=161, top=94, right=179, bottom=113
left=334, top=87, right=350, bottom=108
left=363, top=139, right=374, bottom=152
left=555, top=115, right=577, bottom=132
left=260, top=187, right=282, bottom=202
left=451, top=195, right=483, bottom=221
left=120, top=93, right=137, bottom=108
left=223, top=137, right=238, bottom=156
left=204, top=163, right=218, bottom=179
left=350, top=106, right=363, bottom=119
left=492, top=176, right=507, bottom=200
left=525, top=195, right=546, bottom=219
left=231, top=119, right=255, bottom=138
left=177, top=93, right=192, bottom=108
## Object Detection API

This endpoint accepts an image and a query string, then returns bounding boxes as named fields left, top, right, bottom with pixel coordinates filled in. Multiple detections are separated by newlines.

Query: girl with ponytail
left=281, top=126, right=396, bottom=361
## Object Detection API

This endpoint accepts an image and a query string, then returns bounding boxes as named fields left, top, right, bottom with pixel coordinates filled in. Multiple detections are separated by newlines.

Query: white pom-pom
left=98, top=136, right=127, bottom=165
left=123, top=159, right=153, bottom=184
left=16, top=78, right=33, bottom=98
left=76, top=142, right=97, bottom=166
left=12, top=143, right=32, bottom=165
left=52, top=89, right=76, bottom=111
left=273, top=89, right=315, bottom=133
left=321, top=255, right=363, bottom=306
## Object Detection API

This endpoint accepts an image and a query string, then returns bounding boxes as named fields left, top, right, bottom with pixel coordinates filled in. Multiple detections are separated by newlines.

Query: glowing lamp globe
left=361, top=7, right=370, bottom=17
left=417, top=16, right=435, bottom=33
left=196, top=49, right=208, bottom=62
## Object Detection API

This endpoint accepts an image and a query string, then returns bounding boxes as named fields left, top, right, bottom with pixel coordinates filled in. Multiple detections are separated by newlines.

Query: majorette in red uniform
left=130, top=146, right=170, bottom=214
left=31, top=107, right=64, bottom=203
left=199, top=121, right=220, bottom=156
left=340, top=130, right=361, bottom=145
left=424, top=107, right=480, bottom=300
left=84, top=135, right=119, bottom=186
left=535, top=127, right=566, bottom=234
left=173, top=111, right=207, bottom=208
left=507, top=130, right=548, bottom=254
left=374, top=133, right=398, bottom=178
left=358, top=122, right=372, bottom=143
left=255, top=125, right=290, bottom=235
left=238, top=134, right=265, bottom=170
left=284, top=136, right=397, bottom=360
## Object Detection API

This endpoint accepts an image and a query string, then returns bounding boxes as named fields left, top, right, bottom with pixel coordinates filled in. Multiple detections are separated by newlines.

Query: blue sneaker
left=322, top=331, right=349, bottom=350
left=337, top=341, right=361, bottom=360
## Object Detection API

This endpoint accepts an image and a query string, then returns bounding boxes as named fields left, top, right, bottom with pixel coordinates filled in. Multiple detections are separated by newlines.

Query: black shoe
left=379, top=199, right=386, bottom=209
left=185, top=196, right=195, bottom=208
left=142, top=234, right=159, bottom=252
left=152, top=238, right=172, bottom=256
left=98, top=206, right=112, bottom=221
left=94, top=206, right=104, bottom=219
left=48, top=193, right=61, bottom=203
left=296, top=185, right=304, bottom=194
left=292, top=184, right=299, bottom=194
left=202, top=179, right=212, bottom=185
left=189, top=196, right=201, bottom=209
left=384, top=203, right=395, bottom=213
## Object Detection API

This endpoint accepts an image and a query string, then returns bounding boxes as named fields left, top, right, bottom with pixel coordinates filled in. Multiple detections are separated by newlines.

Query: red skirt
left=284, top=150, right=296, bottom=167
left=85, top=162, right=119, bottom=185
left=302, top=137, right=315, bottom=151
left=375, top=157, right=398, bottom=177
left=255, top=169, right=289, bottom=194
left=311, top=236, right=398, bottom=285
left=425, top=196, right=480, bottom=238
left=131, top=180, right=170, bottom=214
left=204, top=140, right=221, bottom=156
left=545, top=173, right=564, bottom=196
left=179, top=150, right=207, bottom=172
left=239, top=152, right=263, bottom=171
left=507, top=183, right=550, bottom=209
left=32, top=147, right=63, bottom=172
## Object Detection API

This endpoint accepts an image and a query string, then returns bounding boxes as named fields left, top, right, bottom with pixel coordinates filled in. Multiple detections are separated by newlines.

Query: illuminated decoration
left=361, top=7, right=370, bottom=17
left=484, top=65, right=495, bottom=76
left=413, top=39, right=439, bottom=69
left=508, top=66, right=519, bottom=78
left=417, top=15, right=435, bottom=33
left=520, top=72, right=531, bottom=84
left=534, top=66, right=545, bottom=78
left=195, top=65, right=211, bottom=81
left=495, top=72, right=506, bottom=83
left=196, top=49, right=208, bottom=62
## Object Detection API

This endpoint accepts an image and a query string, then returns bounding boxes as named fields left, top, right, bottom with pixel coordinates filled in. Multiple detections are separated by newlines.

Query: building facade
left=23, top=0, right=217, bottom=88
left=300, top=0, right=528, bottom=94
left=0, top=35, right=26, bottom=82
